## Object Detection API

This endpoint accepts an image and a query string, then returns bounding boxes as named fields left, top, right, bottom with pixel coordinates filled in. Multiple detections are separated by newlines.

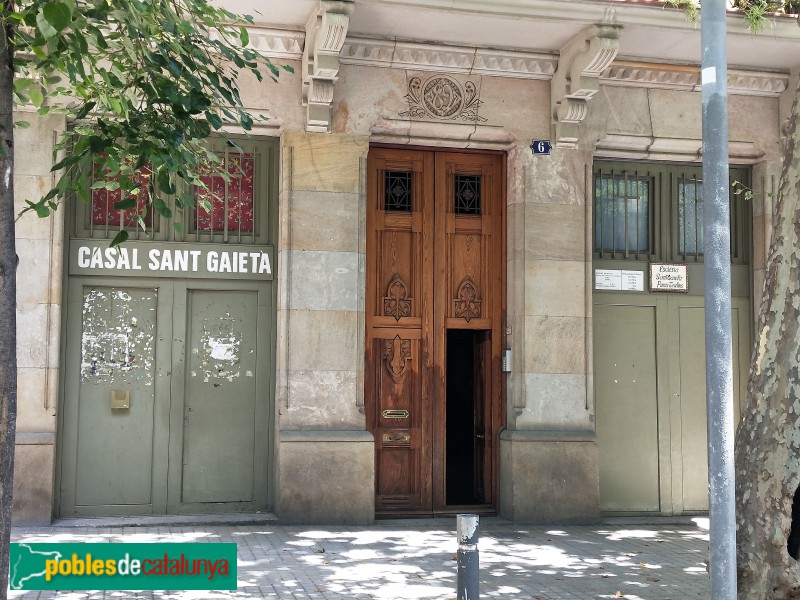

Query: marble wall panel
left=16, top=368, right=57, bottom=432
left=524, top=315, right=586, bottom=374
left=16, top=238, right=55, bottom=306
left=284, top=131, right=368, bottom=194
left=237, top=58, right=304, bottom=131
left=287, top=191, right=360, bottom=252
left=286, top=309, right=360, bottom=372
left=476, top=77, right=550, bottom=142
left=590, top=86, right=653, bottom=138
left=14, top=113, right=64, bottom=177
left=729, top=94, right=780, bottom=159
left=515, top=373, right=591, bottom=430
left=525, top=148, right=592, bottom=206
left=12, top=442, right=54, bottom=525
left=524, top=259, right=586, bottom=318
left=277, top=431, right=374, bottom=524
left=648, top=88, right=702, bottom=141
left=14, top=176, right=57, bottom=240
left=499, top=432, right=600, bottom=523
left=16, top=303, right=50, bottom=369
left=282, top=369, right=363, bottom=429
left=333, top=65, right=409, bottom=135
left=285, top=250, right=361, bottom=312
left=524, top=203, right=586, bottom=262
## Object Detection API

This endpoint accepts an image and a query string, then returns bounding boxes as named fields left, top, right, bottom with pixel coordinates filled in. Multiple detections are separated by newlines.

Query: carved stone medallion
left=400, top=75, right=487, bottom=123
left=454, top=276, right=482, bottom=322
left=383, top=275, right=412, bottom=321
left=383, top=335, right=412, bottom=383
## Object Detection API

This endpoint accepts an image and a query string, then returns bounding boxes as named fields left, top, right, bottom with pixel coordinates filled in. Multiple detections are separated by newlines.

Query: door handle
left=475, top=434, right=485, bottom=440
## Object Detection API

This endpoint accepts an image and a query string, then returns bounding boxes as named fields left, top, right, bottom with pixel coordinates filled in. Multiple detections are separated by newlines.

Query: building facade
left=12, top=0, right=800, bottom=524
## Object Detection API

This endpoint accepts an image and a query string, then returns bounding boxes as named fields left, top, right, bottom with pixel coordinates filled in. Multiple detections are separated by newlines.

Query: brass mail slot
left=382, top=409, right=409, bottom=419
left=383, top=433, right=410, bottom=443
left=111, top=390, right=130, bottom=410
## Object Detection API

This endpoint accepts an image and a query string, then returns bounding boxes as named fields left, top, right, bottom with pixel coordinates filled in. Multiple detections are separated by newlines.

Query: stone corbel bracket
left=302, top=0, right=355, bottom=133
left=551, top=7, right=622, bottom=149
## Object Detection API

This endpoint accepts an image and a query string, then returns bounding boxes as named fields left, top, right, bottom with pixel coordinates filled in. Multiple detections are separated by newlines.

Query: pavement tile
left=9, top=518, right=710, bottom=599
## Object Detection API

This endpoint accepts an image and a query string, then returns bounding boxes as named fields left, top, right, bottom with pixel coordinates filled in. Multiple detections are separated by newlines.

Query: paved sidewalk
left=9, top=517, right=710, bottom=599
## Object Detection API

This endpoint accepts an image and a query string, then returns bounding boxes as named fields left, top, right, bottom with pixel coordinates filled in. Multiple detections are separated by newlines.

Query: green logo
left=10, top=543, right=237, bottom=590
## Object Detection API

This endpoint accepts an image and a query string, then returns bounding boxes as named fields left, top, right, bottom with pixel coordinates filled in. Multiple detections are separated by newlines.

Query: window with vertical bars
left=594, top=173, right=651, bottom=258
left=90, top=160, right=154, bottom=229
left=74, top=137, right=276, bottom=245
left=593, top=162, right=750, bottom=264
left=384, top=171, right=412, bottom=212
left=193, top=151, right=255, bottom=234
left=454, top=174, right=481, bottom=215
left=677, top=174, right=703, bottom=258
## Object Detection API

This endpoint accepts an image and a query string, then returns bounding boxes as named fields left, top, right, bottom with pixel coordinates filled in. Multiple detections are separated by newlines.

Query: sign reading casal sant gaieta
left=69, top=240, right=273, bottom=281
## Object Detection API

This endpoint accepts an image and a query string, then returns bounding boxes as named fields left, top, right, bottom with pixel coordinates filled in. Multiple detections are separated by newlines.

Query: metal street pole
left=701, top=1, right=737, bottom=598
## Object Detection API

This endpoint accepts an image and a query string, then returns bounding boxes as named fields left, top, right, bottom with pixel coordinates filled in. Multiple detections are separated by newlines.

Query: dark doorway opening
left=446, top=329, right=488, bottom=506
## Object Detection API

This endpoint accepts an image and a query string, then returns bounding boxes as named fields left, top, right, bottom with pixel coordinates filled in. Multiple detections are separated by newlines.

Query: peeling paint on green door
left=59, top=278, right=273, bottom=516
left=59, top=137, right=277, bottom=517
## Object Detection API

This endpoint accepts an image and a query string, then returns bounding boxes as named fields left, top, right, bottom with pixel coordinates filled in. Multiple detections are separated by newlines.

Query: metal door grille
left=75, top=137, right=275, bottom=246
left=593, top=169, right=652, bottom=260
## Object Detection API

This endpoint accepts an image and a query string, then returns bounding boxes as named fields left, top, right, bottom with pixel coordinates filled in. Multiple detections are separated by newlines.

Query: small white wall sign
left=595, top=269, right=644, bottom=292
left=649, top=263, right=688, bottom=292
left=595, top=269, right=622, bottom=291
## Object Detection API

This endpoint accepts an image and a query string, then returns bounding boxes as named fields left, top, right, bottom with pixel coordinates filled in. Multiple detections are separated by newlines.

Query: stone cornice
left=605, top=61, right=789, bottom=97
left=340, top=37, right=557, bottom=79
left=239, top=27, right=305, bottom=59
left=339, top=37, right=788, bottom=97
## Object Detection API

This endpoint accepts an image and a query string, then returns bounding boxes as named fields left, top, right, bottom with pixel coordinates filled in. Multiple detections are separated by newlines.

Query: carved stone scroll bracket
left=302, top=0, right=355, bottom=133
left=383, top=335, right=412, bottom=384
left=383, top=275, right=412, bottom=321
left=551, top=6, right=622, bottom=149
left=454, top=276, right=482, bottom=322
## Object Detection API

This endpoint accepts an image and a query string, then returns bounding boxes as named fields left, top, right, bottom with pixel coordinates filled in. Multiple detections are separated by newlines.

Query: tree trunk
left=735, top=76, right=800, bottom=599
left=0, top=2, right=16, bottom=598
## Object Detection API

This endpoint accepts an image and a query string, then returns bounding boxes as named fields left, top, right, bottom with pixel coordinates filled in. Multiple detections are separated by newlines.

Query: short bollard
left=457, top=514, right=479, bottom=600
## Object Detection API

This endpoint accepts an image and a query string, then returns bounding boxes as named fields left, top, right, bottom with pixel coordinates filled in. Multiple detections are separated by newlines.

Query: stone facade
left=11, top=1, right=800, bottom=524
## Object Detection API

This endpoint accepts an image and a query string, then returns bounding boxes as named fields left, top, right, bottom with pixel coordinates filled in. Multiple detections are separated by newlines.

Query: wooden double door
left=365, top=147, right=505, bottom=517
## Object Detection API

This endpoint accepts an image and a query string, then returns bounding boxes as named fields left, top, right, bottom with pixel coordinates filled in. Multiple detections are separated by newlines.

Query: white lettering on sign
left=649, top=263, right=688, bottom=292
left=78, top=246, right=143, bottom=271
left=76, top=245, right=271, bottom=277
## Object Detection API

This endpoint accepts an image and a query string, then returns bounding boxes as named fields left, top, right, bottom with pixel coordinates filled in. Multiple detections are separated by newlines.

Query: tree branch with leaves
left=0, top=1, right=291, bottom=597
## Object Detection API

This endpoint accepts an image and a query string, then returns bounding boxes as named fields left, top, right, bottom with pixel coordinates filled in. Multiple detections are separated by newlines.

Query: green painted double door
left=594, top=292, right=751, bottom=515
left=59, top=277, right=273, bottom=516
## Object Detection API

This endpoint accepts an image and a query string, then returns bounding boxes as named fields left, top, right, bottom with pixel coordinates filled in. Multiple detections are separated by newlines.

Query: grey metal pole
left=456, top=514, right=479, bottom=600
left=700, top=1, right=737, bottom=599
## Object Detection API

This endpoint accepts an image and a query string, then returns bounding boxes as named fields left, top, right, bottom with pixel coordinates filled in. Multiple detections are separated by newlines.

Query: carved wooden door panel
left=366, top=149, right=434, bottom=515
left=432, top=152, right=503, bottom=511
left=366, top=147, right=504, bottom=516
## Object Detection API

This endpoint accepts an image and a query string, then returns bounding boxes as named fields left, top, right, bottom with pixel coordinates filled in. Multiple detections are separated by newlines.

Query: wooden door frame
left=366, top=144, right=507, bottom=517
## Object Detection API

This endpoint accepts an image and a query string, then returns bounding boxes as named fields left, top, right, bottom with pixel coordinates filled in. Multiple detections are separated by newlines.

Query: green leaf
left=154, top=197, right=172, bottom=218
left=14, top=121, right=31, bottom=129
left=35, top=10, right=58, bottom=39
left=239, top=26, right=249, bottom=46
left=113, top=198, right=137, bottom=210
left=110, top=229, right=129, bottom=247
left=43, top=1, right=73, bottom=33
left=26, top=199, right=51, bottom=218
left=205, top=111, right=222, bottom=130
left=29, top=87, right=44, bottom=108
